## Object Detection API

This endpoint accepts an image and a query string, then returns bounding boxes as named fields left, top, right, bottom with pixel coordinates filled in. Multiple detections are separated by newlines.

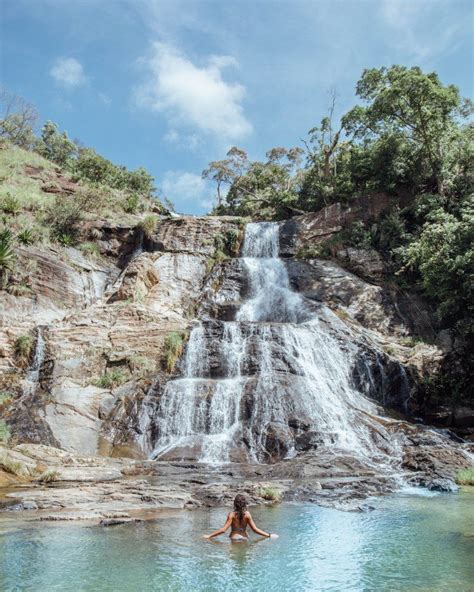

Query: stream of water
left=1, top=492, right=472, bottom=591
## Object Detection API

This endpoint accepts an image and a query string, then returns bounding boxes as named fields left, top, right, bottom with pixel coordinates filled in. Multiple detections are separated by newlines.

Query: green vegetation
left=0, top=90, right=169, bottom=267
left=94, top=369, right=128, bottom=389
left=0, top=228, right=15, bottom=286
left=127, top=355, right=155, bottom=377
left=79, top=241, right=101, bottom=259
left=43, top=195, right=83, bottom=245
left=37, top=468, right=60, bottom=483
left=163, top=331, right=188, bottom=373
left=214, top=228, right=243, bottom=257
left=17, top=227, right=34, bottom=245
left=259, top=487, right=282, bottom=502
left=0, top=455, right=23, bottom=475
left=0, top=392, right=13, bottom=407
left=13, top=334, right=34, bottom=367
left=206, top=65, right=473, bottom=335
left=455, top=467, right=474, bottom=486
left=0, top=420, right=11, bottom=443
left=140, top=214, right=158, bottom=238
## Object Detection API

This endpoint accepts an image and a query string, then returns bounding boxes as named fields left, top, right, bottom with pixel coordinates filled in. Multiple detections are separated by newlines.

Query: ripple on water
left=1, top=494, right=473, bottom=592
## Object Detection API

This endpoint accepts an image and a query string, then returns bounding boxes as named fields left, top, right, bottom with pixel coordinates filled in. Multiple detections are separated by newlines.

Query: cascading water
left=23, top=327, right=46, bottom=396
left=146, top=222, right=402, bottom=466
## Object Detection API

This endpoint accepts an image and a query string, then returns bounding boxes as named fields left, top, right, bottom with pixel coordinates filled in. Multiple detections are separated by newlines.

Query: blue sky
left=1, top=0, right=473, bottom=214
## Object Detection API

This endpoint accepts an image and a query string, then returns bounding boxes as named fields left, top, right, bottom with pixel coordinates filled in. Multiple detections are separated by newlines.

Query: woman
left=203, top=494, right=278, bottom=541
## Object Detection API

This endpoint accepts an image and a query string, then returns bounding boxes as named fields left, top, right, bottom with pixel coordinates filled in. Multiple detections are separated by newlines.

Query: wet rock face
left=2, top=215, right=242, bottom=456
left=285, top=258, right=436, bottom=340
left=2, top=210, right=467, bottom=479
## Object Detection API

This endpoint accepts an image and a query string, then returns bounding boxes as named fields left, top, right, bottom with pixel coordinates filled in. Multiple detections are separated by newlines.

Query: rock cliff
left=1, top=203, right=472, bottom=518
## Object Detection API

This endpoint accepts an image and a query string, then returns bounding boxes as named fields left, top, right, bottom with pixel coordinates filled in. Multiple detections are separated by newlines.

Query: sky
left=1, top=0, right=473, bottom=214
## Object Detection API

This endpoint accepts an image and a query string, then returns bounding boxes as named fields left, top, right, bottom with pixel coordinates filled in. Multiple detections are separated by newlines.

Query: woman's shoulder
left=244, top=510, right=251, bottom=518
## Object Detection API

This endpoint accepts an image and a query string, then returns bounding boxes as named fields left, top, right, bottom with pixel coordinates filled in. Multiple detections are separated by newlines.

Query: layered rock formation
left=1, top=202, right=472, bottom=519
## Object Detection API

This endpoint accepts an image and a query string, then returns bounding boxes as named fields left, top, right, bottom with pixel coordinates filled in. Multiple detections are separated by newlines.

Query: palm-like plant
left=0, top=228, right=15, bottom=286
left=17, top=227, right=34, bottom=245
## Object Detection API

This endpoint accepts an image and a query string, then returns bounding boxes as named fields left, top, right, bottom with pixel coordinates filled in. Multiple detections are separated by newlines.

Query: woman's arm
left=203, top=513, right=233, bottom=539
left=247, top=512, right=271, bottom=537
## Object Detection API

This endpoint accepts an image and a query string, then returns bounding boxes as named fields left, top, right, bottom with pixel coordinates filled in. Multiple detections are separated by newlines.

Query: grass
left=127, top=355, right=155, bottom=377
left=94, top=369, right=127, bottom=389
left=79, top=241, right=101, bottom=259
left=162, top=331, right=187, bottom=373
left=0, top=391, right=13, bottom=407
left=140, top=214, right=158, bottom=238
left=259, top=487, right=282, bottom=502
left=0, top=144, right=55, bottom=213
left=37, top=468, right=59, bottom=483
left=455, top=467, right=474, bottom=486
left=14, top=334, right=34, bottom=367
left=0, top=143, right=158, bottom=250
left=0, top=456, right=23, bottom=476
left=0, top=420, right=11, bottom=443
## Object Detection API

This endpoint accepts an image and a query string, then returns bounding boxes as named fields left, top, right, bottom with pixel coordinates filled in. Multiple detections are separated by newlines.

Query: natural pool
left=1, top=490, right=473, bottom=592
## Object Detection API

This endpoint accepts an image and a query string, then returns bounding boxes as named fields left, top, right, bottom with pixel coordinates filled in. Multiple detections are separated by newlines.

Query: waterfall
left=146, top=222, right=401, bottom=465
left=23, top=327, right=46, bottom=396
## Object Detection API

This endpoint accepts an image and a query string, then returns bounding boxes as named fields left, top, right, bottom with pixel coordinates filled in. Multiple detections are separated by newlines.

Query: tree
left=204, top=147, right=304, bottom=218
left=36, top=121, right=77, bottom=167
left=305, top=89, right=343, bottom=180
left=342, top=66, right=473, bottom=196
left=202, top=147, right=249, bottom=206
left=0, top=89, right=38, bottom=149
left=399, top=196, right=474, bottom=335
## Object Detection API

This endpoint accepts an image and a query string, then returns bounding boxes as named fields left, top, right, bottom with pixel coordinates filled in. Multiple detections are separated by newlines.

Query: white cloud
left=379, top=0, right=463, bottom=62
left=135, top=42, right=252, bottom=142
left=98, top=92, right=111, bottom=105
left=163, top=129, right=201, bottom=151
left=50, top=57, right=86, bottom=87
left=162, top=170, right=214, bottom=210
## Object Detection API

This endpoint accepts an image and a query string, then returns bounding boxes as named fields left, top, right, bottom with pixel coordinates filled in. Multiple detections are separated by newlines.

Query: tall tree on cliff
left=342, top=66, right=473, bottom=196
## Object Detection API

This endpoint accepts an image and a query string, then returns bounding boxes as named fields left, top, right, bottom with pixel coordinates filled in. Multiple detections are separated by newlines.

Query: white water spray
left=148, top=222, right=401, bottom=465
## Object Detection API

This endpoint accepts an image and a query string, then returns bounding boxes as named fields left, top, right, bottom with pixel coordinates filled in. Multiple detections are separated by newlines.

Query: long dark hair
left=233, top=494, right=247, bottom=521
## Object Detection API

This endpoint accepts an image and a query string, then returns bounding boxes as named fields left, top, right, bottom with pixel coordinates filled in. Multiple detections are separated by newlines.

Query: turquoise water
left=1, top=491, right=473, bottom=592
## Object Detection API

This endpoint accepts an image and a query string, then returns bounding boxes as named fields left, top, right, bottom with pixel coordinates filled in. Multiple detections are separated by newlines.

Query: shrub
left=0, top=227, right=15, bottom=285
left=259, top=487, right=282, bottom=502
left=0, top=420, right=11, bottom=443
left=79, top=242, right=100, bottom=259
left=213, top=228, right=243, bottom=257
left=127, top=355, right=155, bottom=377
left=17, top=227, right=34, bottom=245
left=37, top=468, right=59, bottom=483
left=0, top=391, right=13, bottom=407
left=43, top=196, right=82, bottom=244
left=75, top=184, right=111, bottom=213
left=455, top=467, right=474, bottom=486
left=14, top=334, right=34, bottom=367
left=94, top=369, right=127, bottom=389
left=123, top=193, right=140, bottom=214
left=36, top=121, right=77, bottom=167
left=0, top=193, right=21, bottom=215
left=140, top=214, right=157, bottom=238
left=162, top=331, right=187, bottom=373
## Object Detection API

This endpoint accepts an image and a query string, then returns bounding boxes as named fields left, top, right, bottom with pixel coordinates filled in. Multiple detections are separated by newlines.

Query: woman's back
left=230, top=510, right=249, bottom=532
